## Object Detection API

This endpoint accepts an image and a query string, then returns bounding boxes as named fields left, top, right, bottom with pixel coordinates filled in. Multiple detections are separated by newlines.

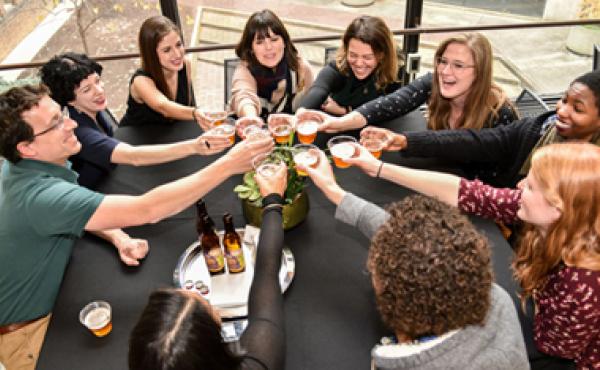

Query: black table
left=37, top=111, right=520, bottom=370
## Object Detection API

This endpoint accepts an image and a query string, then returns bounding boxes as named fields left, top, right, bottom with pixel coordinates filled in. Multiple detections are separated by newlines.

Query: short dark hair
left=0, top=84, right=49, bottom=163
left=39, top=52, right=102, bottom=107
left=573, top=69, right=600, bottom=114
left=235, top=9, right=299, bottom=72
left=367, top=195, right=493, bottom=339
left=128, top=288, right=243, bottom=370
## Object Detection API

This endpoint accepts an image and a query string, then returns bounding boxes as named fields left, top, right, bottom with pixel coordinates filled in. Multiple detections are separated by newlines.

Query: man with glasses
left=0, top=85, right=273, bottom=370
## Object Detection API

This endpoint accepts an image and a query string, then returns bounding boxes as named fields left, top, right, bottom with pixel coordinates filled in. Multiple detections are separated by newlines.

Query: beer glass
left=79, top=301, right=112, bottom=337
left=267, top=114, right=295, bottom=144
left=327, top=136, right=357, bottom=169
left=236, top=116, right=265, bottom=139
left=296, top=120, right=319, bottom=144
left=292, top=144, right=319, bottom=176
left=361, top=138, right=385, bottom=159
left=208, top=121, right=236, bottom=144
left=243, top=125, right=271, bottom=141
left=252, top=153, right=285, bottom=178
left=204, top=110, right=228, bottom=126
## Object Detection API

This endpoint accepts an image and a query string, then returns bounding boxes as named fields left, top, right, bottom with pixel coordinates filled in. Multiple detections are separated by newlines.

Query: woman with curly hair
left=344, top=142, right=600, bottom=369
left=230, top=9, right=313, bottom=121
left=298, top=15, right=401, bottom=116
left=297, top=150, right=528, bottom=369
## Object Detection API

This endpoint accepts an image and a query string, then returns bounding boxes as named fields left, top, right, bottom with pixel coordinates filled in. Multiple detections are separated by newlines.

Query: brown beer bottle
left=201, top=215, right=225, bottom=275
left=222, top=213, right=246, bottom=273
left=195, top=199, right=208, bottom=237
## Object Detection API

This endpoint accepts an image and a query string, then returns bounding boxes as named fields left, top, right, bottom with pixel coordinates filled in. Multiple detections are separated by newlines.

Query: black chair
left=324, top=46, right=338, bottom=65
left=594, top=44, right=600, bottom=71
left=515, top=88, right=550, bottom=119
left=224, top=58, right=241, bottom=105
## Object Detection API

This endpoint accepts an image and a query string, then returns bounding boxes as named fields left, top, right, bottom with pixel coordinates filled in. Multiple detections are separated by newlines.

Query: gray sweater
left=335, top=193, right=530, bottom=370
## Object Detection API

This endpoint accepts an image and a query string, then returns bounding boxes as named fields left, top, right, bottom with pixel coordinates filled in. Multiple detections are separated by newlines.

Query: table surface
left=37, top=111, right=520, bottom=370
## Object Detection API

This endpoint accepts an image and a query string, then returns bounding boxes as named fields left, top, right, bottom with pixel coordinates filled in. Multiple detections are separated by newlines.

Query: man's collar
left=13, top=158, right=78, bottom=183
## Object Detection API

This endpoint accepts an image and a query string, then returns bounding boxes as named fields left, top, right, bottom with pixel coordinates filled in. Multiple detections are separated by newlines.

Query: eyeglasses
left=33, top=106, right=69, bottom=137
left=436, top=57, right=474, bottom=73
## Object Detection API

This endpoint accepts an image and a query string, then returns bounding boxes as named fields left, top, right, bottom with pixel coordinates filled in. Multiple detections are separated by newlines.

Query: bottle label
left=226, top=248, right=246, bottom=273
left=204, top=248, right=225, bottom=273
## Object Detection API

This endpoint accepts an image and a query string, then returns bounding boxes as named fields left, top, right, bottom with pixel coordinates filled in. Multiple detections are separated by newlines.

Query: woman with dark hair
left=120, top=15, right=212, bottom=129
left=296, top=150, right=529, bottom=369
left=299, top=15, right=401, bottom=116
left=40, top=53, right=230, bottom=190
left=230, top=9, right=313, bottom=121
left=344, top=142, right=600, bottom=369
left=129, top=164, right=288, bottom=370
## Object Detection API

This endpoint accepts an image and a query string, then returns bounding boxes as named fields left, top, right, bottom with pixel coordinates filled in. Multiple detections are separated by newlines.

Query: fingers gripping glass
left=436, top=57, right=474, bottom=73
left=34, top=106, right=69, bottom=137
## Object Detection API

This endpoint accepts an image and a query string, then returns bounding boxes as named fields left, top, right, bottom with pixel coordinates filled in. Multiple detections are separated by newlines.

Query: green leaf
left=233, top=185, right=250, bottom=193
left=248, top=190, right=261, bottom=201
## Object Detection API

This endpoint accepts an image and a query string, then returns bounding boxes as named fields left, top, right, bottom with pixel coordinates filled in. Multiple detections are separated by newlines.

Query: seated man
left=0, top=84, right=273, bottom=370
left=297, top=151, right=529, bottom=369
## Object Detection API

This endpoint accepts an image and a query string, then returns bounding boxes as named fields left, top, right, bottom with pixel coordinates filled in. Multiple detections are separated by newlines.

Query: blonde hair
left=428, top=33, right=515, bottom=130
left=513, top=143, right=600, bottom=303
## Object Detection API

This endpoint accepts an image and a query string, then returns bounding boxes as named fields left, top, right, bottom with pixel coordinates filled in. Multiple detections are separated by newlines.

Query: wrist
left=324, top=183, right=346, bottom=206
left=192, top=107, right=199, bottom=121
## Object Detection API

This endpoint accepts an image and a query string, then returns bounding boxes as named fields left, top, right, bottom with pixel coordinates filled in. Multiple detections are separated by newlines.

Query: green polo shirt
left=0, top=159, right=104, bottom=325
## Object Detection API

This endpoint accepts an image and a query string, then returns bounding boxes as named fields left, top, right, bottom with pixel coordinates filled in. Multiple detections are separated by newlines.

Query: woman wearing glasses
left=298, top=32, right=516, bottom=131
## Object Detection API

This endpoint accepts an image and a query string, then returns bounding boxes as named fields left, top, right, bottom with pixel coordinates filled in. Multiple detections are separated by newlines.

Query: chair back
left=515, top=88, right=550, bottom=118
left=224, top=58, right=241, bottom=105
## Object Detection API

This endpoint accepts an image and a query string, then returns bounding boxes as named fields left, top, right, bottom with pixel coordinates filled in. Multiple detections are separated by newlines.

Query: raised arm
left=230, top=62, right=261, bottom=118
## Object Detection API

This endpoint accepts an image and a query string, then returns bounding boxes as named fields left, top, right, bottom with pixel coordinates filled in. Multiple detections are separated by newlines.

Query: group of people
left=0, top=7, right=598, bottom=370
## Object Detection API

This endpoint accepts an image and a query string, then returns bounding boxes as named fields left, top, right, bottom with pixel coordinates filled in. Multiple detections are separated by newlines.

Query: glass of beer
left=361, top=137, right=384, bottom=159
left=327, top=136, right=357, bottom=169
left=292, top=144, right=319, bottom=176
left=252, top=153, right=285, bottom=178
left=205, top=111, right=228, bottom=126
left=296, top=120, right=319, bottom=144
left=236, top=117, right=265, bottom=139
left=208, top=122, right=236, bottom=145
left=268, top=114, right=295, bottom=144
left=243, top=125, right=271, bottom=141
left=79, top=301, right=112, bottom=337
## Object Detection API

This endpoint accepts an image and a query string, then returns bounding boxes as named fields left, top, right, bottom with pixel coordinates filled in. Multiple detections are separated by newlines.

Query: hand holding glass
left=292, top=144, right=319, bottom=176
left=267, top=114, right=295, bottom=144
left=252, top=153, right=286, bottom=178
left=327, top=136, right=358, bottom=168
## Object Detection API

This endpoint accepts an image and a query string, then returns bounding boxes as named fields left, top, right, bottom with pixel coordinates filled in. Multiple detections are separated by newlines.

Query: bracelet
left=192, top=107, right=199, bottom=121
left=262, top=203, right=283, bottom=213
left=376, top=161, right=384, bottom=178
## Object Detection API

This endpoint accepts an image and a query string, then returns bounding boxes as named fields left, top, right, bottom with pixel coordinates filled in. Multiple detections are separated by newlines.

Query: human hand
left=222, top=136, right=274, bottom=175
left=321, top=97, right=347, bottom=116
left=235, top=116, right=265, bottom=139
left=296, top=149, right=346, bottom=205
left=360, top=126, right=406, bottom=151
left=296, top=108, right=347, bottom=134
left=195, top=133, right=232, bottom=155
left=193, top=108, right=214, bottom=132
left=344, top=143, right=382, bottom=177
left=114, top=236, right=149, bottom=266
left=254, top=162, right=287, bottom=197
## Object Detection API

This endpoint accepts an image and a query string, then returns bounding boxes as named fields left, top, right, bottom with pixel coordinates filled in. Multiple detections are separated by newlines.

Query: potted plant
left=566, top=0, right=600, bottom=56
left=234, top=146, right=309, bottom=230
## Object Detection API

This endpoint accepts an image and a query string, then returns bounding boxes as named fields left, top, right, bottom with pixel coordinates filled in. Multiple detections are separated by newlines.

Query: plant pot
left=241, top=190, right=309, bottom=230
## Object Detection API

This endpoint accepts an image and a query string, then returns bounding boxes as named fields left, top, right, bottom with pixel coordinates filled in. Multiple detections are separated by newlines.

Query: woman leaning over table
left=298, top=15, right=401, bottom=116
left=129, top=164, right=288, bottom=370
left=298, top=32, right=516, bottom=132
left=120, top=15, right=212, bottom=130
left=230, top=9, right=313, bottom=121
left=345, top=142, right=600, bottom=370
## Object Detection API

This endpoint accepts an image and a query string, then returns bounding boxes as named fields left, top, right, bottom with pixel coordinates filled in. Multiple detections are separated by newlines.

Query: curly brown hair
left=367, top=195, right=493, bottom=340
left=0, top=84, right=49, bottom=163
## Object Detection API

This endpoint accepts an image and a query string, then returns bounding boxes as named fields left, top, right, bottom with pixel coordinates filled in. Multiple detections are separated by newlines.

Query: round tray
left=173, top=226, right=294, bottom=318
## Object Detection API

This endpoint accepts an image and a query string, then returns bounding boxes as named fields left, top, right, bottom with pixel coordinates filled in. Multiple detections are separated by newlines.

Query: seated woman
left=230, top=9, right=313, bottom=121
left=298, top=15, right=401, bottom=116
left=298, top=32, right=516, bottom=132
left=344, top=142, right=600, bottom=369
left=40, top=52, right=230, bottom=190
left=120, top=15, right=211, bottom=129
left=128, top=164, right=288, bottom=370
left=296, top=152, right=528, bottom=369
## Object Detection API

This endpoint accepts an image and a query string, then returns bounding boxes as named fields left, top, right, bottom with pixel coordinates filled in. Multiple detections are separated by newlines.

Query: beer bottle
left=201, top=215, right=225, bottom=275
left=222, top=213, right=246, bottom=273
left=195, top=199, right=208, bottom=237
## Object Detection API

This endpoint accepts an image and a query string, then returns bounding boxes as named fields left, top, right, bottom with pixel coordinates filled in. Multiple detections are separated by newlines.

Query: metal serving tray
left=173, top=225, right=294, bottom=319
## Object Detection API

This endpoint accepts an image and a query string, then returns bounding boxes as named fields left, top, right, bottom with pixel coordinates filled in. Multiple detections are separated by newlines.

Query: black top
left=68, top=106, right=119, bottom=189
left=299, top=61, right=401, bottom=114
left=403, top=111, right=555, bottom=188
left=120, top=65, right=192, bottom=127
left=355, top=72, right=516, bottom=129
left=239, top=194, right=286, bottom=370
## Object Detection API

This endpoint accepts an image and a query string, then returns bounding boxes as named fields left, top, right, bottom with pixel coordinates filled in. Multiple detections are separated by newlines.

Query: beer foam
left=257, top=163, right=279, bottom=177
left=297, top=121, right=318, bottom=135
left=84, top=307, right=110, bottom=329
left=331, top=142, right=355, bottom=159
left=294, top=151, right=318, bottom=166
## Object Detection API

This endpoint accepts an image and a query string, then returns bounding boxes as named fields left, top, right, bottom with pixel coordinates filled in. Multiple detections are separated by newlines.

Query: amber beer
left=222, top=213, right=246, bottom=273
left=328, top=136, right=357, bottom=169
left=79, top=301, right=112, bottom=337
left=296, top=120, right=319, bottom=144
left=201, top=215, right=225, bottom=275
left=206, top=111, right=228, bottom=126
left=211, top=124, right=235, bottom=144
left=271, top=124, right=292, bottom=144
left=292, top=144, right=319, bottom=176
left=362, top=138, right=384, bottom=159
